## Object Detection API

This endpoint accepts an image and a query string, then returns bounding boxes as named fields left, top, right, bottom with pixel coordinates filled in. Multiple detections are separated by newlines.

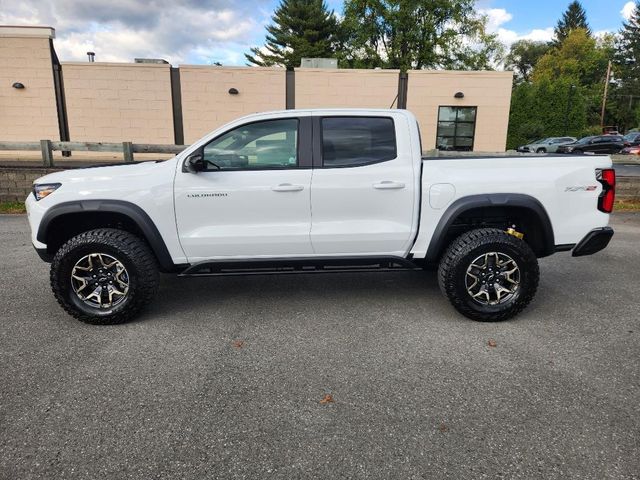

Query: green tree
left=339, top=0, right=503, bottom=71
left=612, top=1, right=640, bottom=131
left=535, top=29, right=608, bottom=87
left=245, top=0, right=340, bottom=69
left=553, top=1, right=591, bottom=46
left=504, top=40, right=551, bottom=83
left=507, top=79, right=587, bottom=149
left=507, top=29, right=612, bottom=148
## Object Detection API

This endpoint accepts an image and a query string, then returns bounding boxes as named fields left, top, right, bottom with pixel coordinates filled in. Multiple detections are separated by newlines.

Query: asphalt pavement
left=1, top=214, right=639, bottom=479
left=614, top=164, right=640, bottom=176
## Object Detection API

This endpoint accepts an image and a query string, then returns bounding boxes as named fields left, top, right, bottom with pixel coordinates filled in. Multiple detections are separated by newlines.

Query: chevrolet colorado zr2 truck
left=25, top=109, right=616, bottom=325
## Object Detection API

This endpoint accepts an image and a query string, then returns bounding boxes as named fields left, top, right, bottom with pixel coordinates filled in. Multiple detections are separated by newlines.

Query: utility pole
left=600, top=60, right=612, bottom=129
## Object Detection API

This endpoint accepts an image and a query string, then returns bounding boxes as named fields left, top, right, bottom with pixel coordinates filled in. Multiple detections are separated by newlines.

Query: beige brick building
left=180, top=66, right=286, bottom=143
left=62, top=62, right=175, bottom=143
left=0, top=25, right=514, bottom=153
left=295, top=68, right=400, bottom=109
left=407, top=70, right=513, bottom=152
left=0, top=27, right=59, bottom=141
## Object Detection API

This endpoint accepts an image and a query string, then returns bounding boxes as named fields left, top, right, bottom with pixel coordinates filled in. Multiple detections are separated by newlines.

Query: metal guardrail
left=0, top=140, right=189, bottom=166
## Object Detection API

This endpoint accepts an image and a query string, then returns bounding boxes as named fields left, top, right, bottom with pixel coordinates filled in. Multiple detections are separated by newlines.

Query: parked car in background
left=623, top=131, right=640, bottom=146
left=620, top=145, right=640, bottom=155
left=602, top=126, right=620, bottom=135
left=516, top=137, right=577, bottom=153
left=557, top=135, right=625, bottom=154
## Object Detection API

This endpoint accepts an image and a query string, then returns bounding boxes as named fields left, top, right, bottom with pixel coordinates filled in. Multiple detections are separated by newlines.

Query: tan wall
left=0, top=34, right=59, bottom=141
left=407, top=70, right=513, bottom=152
left=0, top=26, right=513, bottom=155
left=180, top=66, right=286, bottom=144
left=295, top=68, right=400, bottom=109
left=61, top=62, right=174, bottom=143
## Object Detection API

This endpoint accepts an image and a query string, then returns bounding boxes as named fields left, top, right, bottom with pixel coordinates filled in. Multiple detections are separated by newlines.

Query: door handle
left=272, top=183, right=304, bottom=192
left=373, top=181, right=405, bottom=190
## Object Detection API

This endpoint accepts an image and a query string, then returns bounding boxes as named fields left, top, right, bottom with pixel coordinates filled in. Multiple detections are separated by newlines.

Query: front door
left=309, top=115, right=417, bottom=257
left=174, top=117, right=313, bottom=262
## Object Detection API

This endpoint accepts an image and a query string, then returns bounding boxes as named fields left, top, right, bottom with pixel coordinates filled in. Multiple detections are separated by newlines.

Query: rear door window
left=321, top=117, right=397, bottom=167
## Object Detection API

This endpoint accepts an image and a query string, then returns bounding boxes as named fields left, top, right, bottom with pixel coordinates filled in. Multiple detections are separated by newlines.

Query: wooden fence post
left=40, top=140, right=53, bottom=167
left=122, top=142, right=134, bottom=163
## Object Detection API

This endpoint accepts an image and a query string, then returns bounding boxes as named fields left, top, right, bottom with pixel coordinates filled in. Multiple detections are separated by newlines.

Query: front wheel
left=50, top=229, right=159, bottom=325
left=536, top=147, right=546, bottom=153
left=438, top=228, right=539, bottom=322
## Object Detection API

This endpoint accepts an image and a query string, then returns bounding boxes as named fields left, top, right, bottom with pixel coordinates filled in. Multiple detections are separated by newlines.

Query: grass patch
left=0, top=201, right=26, bottom=214
left=615, top=199, right=640, bottom=211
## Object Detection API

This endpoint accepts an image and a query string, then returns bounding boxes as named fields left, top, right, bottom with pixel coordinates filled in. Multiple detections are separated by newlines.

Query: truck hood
left=33, top=160, right=174, bottom=185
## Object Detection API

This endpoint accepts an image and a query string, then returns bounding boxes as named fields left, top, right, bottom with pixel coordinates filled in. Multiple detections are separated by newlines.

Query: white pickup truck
left=25, top=109, right=615, bottom=325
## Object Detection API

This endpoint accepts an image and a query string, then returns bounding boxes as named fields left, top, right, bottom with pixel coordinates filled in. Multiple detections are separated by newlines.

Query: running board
left=178, top=256, right=420, bottom=277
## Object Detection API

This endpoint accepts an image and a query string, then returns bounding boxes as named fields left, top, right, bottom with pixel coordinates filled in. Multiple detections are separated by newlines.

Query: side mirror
left=183, top=151, right=205, bottom=173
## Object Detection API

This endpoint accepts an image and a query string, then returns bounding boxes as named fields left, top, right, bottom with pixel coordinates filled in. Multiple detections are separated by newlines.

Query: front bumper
left=572, top=227, right=614, bottom=257
left=25, top=193, right=48, bottom=252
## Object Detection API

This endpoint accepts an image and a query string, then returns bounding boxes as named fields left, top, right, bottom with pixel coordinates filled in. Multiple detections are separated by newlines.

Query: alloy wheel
left=465, top=252, right=520, bottom=305
left=70, top=253, right=130, bottom=309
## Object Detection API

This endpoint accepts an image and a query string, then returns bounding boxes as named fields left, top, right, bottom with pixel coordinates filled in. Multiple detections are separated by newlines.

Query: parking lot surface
left=1, top=214, right=638, bottom=479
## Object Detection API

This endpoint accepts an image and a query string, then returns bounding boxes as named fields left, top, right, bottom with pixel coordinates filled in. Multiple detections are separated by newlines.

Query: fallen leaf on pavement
left=488, top=339, right=497, bottom=347
left=232, top=340, right=245, bottom=349
left=438, top=423, right=448, bottom=433
left=320, top=394, right=334, bottom=404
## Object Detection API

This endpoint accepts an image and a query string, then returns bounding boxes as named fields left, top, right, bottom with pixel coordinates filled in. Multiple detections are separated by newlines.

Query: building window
left=436, top=106, right=477, bottom=151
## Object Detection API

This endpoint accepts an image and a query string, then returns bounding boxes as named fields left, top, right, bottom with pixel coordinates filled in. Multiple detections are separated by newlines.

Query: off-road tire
left=438, top=228, right=539, bottom=322
left=50, top=229, right=159, bottom=325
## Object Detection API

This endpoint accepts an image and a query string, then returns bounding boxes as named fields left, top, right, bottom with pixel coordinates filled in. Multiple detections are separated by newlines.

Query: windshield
left=576, top=136, right=593, bottom=144
left=624, top=133, right=638, bottom=141
left=529, top=138, right=548, bottom=144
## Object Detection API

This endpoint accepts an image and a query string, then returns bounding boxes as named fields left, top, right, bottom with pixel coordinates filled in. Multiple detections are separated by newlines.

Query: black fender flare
left=424, top=193, right=555, bottom=262
left=37, top=200, right=177, bottom=272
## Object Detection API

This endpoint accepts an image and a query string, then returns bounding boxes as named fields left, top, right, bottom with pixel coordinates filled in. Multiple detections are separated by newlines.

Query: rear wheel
left=438, top=228, right=539, bottom=322
left=50, top=229, right=159, bottom=325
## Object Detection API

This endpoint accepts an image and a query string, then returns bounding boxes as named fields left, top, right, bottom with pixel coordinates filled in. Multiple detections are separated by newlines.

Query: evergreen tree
left=245, top=0, right=339, bottom=70
left=612, top=1, right=640, bottom=130
left=553, top=1, right=591, bottom=46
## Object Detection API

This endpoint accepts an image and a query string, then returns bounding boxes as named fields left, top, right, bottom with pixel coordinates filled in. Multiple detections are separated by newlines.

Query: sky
left=0, top=0, right=636, bottom=66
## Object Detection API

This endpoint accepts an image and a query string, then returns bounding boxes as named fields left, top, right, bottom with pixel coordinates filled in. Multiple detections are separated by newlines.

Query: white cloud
left=621, top=1, right=635, bottom=20
left=493, top=26, right=555, bottom=47
left=479, top=7, right=554, bottom=47
left=0, top=0, right=269, bottom=65
left=480, top=8, right=513, bottom=32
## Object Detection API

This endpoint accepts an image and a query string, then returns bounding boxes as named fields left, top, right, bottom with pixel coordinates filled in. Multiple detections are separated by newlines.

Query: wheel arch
left=37, top=200, right=177, bottom=272
left=425, top=194, right=555, bottom=262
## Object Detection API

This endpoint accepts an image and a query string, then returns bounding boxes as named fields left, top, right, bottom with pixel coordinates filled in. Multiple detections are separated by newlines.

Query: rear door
left=309, top=114, right=417, bottom=257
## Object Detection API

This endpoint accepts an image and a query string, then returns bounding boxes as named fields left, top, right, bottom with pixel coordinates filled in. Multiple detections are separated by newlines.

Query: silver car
left=517, top=137, right=577, bottom=153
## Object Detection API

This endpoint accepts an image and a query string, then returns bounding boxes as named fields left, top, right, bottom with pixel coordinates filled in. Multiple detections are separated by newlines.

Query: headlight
left=33, top=183, right=61, bottom=201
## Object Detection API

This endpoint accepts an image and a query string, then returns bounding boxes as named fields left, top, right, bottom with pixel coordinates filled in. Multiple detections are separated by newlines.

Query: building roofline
left=0, top=25, right=55, bottom=39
